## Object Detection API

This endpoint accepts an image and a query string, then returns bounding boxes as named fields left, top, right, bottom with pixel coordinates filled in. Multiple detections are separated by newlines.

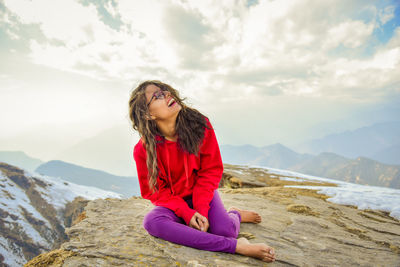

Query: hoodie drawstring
left=165, top=145, right=175, bottom=195
left=184, top=153, right=189, bottom=187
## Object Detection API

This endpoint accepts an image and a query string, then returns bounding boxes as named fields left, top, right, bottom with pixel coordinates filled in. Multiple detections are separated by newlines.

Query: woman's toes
left=262, top=255, right=274, bottom=262
left=229, top=208, right=263, bottom=224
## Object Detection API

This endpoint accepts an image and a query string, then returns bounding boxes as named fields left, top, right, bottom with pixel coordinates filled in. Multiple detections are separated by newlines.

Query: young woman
left=128, top=80, right=276, bottom=262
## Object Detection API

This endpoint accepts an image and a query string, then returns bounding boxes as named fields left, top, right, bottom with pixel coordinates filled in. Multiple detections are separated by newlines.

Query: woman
left=129, top=80, right=276, bottom=262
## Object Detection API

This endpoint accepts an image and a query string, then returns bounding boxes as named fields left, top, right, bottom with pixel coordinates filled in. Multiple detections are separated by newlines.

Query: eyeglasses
left=147, top=89, right=170, bottom=107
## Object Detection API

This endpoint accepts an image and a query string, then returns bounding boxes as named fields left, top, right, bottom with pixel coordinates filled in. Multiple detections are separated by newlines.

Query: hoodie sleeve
left=192, top=118, right=224, bottom=219
left=133, top=140, right=196, bottom=225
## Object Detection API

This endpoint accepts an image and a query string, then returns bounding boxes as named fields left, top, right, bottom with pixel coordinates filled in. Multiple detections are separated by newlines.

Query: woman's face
left=145, top=84, right=182, bottom=121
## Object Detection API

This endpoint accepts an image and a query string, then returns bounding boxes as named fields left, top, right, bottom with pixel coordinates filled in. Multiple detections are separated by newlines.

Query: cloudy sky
left=0, top=0, right=399, bottom=161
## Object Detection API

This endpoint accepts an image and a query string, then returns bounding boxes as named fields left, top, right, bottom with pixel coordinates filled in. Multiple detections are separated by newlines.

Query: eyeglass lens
left=156, top=89, right=171, bottom=99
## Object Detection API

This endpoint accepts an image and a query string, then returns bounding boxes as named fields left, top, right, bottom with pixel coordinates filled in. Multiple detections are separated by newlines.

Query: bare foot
left=228, top=207, right=262, bottom=223
left=235, top=237, right=276, bottom=262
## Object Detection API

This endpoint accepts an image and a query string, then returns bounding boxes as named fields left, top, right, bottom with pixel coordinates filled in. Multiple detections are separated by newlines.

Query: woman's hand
left=189, top=212, right=209, bottom=232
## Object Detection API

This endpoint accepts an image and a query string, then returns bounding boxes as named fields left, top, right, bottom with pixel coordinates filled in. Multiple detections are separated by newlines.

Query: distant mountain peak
left=270, top=142, right=286, bottom=148
left=263, top=143, right=297, bottom=153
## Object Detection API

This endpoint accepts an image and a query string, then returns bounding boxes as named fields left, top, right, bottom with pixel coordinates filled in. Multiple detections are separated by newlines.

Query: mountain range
left=0, top=120, right=398, bottom=191
left=2, top=121, right=398, bottom=179
left=35, top=160, right=140, bottom=198
left=48, top=119, right=400, bottom=177
left=220, top=144, right=400, bottom=189
left=292, top=120, right=400, bottom=165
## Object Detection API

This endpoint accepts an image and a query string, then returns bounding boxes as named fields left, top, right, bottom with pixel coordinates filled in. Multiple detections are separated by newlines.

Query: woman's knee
left=143, top=208, right=176, bottom=236
left=143, top=212, right=156, bottom=234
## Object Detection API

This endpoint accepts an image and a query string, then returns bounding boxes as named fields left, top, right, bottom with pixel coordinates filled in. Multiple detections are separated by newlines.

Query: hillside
left=26, top=164, right=400, bottom=266
left=35, top=160, right=140, bottom=198
left=290, top=154, right=400, bottom=188
left=0, top=162, right=121, bottom=267
left=0, top=151, right=43, bottom=173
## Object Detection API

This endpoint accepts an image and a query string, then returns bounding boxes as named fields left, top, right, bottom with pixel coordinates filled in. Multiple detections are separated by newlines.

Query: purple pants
left=143, top=190, right=241, bottom=254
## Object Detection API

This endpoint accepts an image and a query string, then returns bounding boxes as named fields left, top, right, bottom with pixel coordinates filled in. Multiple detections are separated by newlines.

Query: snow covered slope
left=0, top=162, right=121, bottom=267
left=252, top=165, right=400, bottom=220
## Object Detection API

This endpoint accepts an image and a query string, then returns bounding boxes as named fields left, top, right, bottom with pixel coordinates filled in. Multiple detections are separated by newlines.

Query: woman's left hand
left=196, top=214, right=209, bottom=232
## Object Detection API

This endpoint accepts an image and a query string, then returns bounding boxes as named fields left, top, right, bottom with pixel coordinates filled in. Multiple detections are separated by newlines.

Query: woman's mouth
left=168, top=98, right=176, bottom=107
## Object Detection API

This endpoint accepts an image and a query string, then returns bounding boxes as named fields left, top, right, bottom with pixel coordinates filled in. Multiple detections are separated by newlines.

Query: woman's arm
left=134, top=141, right=196, bottom=225
left=192, top=119, right=224, bottom=219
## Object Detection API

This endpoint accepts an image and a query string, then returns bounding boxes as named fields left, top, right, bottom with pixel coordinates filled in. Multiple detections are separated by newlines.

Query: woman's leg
left=205, top=191, right=276, bottom=262
left=143, top=205, right=237, bottom=253
left=207, top=190, right=241, bottom=238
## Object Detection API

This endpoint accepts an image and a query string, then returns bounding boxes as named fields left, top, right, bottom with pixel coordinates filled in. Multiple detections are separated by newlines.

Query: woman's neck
left=156, top=118, right=178, bottom=141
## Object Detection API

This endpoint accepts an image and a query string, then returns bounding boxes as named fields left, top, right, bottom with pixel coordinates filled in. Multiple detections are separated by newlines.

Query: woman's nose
left=164, top=91, right=172, bottom=98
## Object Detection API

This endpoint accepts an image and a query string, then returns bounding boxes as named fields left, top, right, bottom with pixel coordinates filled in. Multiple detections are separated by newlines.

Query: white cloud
left=116, top=0, right=179, bottom=68
left=387, top=27, right=400, bottom=49
left=379, top=5, right=395, bottom=25
left=2, top=0, right=400, bottom=160
left=5, top=28, right=20, bottom=40
left=1, top=0, right=399, bottom=104
left=324, top=20, right=374, bottom=49
left=4, top=0, right=167, bottom=81
left=5, top=0, right=99, bottom=45
left=367, top=47, right=400, bottom=69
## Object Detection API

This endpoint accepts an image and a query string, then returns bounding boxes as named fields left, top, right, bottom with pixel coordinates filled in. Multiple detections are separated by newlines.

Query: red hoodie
left=133, top=117, right=223, bottom=225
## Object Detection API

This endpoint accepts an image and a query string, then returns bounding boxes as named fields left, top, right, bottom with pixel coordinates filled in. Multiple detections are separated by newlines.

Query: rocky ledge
left=26, top=165, right=400, bottom=266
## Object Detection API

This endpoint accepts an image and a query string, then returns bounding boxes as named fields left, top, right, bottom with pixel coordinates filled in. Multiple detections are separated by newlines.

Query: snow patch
left=0, top=235, right=26, bottom=266
left=247, top=165, right=400, bottom=221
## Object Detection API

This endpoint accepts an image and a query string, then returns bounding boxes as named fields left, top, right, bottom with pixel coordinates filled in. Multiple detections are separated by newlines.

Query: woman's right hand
left=189, top=212, right=209, bottom=232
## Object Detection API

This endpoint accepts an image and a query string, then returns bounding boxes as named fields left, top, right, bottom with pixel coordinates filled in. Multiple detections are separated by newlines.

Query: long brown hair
left=128, top=80, right=210, bottom=192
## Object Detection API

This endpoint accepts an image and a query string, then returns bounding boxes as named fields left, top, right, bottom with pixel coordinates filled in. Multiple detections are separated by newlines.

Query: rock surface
left=25, top=165, right=400, bottom=266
